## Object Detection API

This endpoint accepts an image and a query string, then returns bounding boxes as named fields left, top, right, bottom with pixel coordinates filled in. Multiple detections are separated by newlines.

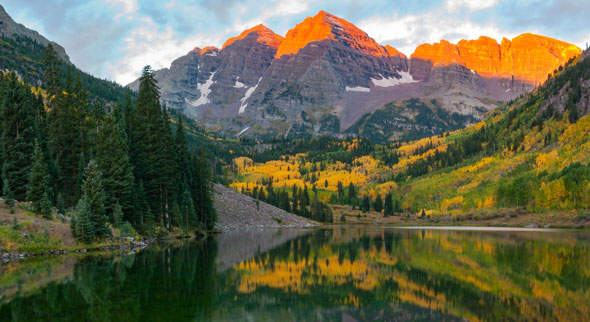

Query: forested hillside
left=0, top=45, right=216, bottom=243
left=229, top=49, right=590, bottom=221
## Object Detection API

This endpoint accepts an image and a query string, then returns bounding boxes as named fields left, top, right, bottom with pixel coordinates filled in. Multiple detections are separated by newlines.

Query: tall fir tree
left=81, top=160, right=110, bottom=238
left=96, top=115, right=134, bottom=222
left=0, top=74, right=38, bottom=200
left=374, top=194, right=383, bottom=213
left=42, top=44, right=61, bottom=102
left=27, top=141, right=51, bottom=214
left=384, top=193, right=393, bottom=217
left=49, top=75, right=91, bottom=204
left=191, top=150, right=216, bottom=230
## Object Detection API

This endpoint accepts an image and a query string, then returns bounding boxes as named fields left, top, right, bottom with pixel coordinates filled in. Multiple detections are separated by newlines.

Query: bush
left=119, top=221, right=137, bottom=238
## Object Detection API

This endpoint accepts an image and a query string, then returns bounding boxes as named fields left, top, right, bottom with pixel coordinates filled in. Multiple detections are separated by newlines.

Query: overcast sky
left=3, top=0, right=589, bottom=85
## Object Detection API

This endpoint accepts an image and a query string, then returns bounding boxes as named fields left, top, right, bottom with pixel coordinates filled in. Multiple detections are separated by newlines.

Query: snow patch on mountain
left=234, top=77, right=247, bottom=88
left=190, top=72, right=216, bottom=107
left=345, top=86, right=370, bottom=92
left=239, top=77, right=262, bottom=114
left=371, top=71, right=417, bottom=87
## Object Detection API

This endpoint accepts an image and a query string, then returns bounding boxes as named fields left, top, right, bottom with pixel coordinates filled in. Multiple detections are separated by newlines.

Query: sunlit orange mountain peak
left=275, top=10, right=389, bottom=59
left=411, top=33, right=581, bottom=83
left=384, top=45, right=407, bottom=60
left=222, top=24, right=284, bottom=50
left=199, top=46, right=219, bottom=55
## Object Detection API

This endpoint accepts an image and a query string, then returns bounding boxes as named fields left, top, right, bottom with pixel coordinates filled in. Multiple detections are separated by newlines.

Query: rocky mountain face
left=129, top=10, right=581, bottom=141
left=0, top=4, right=70, bottom=63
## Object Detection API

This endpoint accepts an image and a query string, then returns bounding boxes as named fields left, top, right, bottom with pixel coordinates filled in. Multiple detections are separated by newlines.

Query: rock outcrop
left=213, top=184, right=317, bottom=231
left=411, top=34, right=581, bottom=85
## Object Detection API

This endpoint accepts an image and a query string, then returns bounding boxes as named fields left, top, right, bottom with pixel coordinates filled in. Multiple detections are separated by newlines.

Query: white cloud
left=445, top=0, right=499, bottom=11
left=103, top=0, right=138, bottom=14
left=106, top=17, right=223, bottom=85
left=229, top=0, right=311, bottom=34
left=358, top=5, right=515, bottom=57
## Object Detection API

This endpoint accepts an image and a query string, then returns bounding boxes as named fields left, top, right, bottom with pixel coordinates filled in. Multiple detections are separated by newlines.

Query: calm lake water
left=1, top=227, right=590, bottom=321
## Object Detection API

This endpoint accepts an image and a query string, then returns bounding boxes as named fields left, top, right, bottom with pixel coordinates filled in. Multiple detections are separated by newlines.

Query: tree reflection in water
left=1, top=228, right=589, bottom=321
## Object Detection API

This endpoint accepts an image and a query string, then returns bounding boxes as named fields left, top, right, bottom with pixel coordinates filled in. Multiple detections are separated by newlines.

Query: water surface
left=1, top=227, right=589, bottom=321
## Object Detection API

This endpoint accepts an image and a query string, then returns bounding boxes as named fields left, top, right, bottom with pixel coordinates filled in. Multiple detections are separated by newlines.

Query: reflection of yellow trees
left=231, top=230, right=590, bottom=321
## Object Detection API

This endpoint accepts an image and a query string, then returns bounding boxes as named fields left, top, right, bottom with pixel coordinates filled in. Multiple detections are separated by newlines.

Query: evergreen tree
left=384, top=193, right=393, bottom=217
left=56, top=193, right=66, bottom=215
left=347, top=183, right=357, bottom=204
left=42, top=44, right=61, bottom=101
left=337, top=181, right=344, bottom=199
left=81, top=160, right=110, bottom=238
left=27, top=141, right=51, bottom=214
left=40, top=191, right=52, bottom=219
left=129, top=66, right=170, bottom=225
left=361, top=195, right=371, bottom=213
left=72, top=196, right=94, bottom=243
left=374, top=194, right=383, bottom=213
left=191, top=150, right=216, bottom=230
left=0, top=74, right=38, bottom=200
left=96, top=115, right=134, bottom=221
left=49, top=76, right=91, bottom=204
left=2, top=175, right=16, bottom=214
left=114, top=202, right=124, bottom=228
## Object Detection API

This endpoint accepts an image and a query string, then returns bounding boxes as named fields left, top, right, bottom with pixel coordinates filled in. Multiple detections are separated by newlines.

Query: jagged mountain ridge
left=128, top=10, right=581, bottom=141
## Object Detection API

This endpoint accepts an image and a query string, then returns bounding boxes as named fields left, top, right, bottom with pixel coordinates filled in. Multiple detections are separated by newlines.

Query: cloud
left=358, top=2, right=515, bottom=56
left=104, top=0, right=138, bottom=15
left=445, top=0, right=498, bottom=10
left=105, top=16, right=224, bottom=85
left=229, top=0, right=312, bottom=33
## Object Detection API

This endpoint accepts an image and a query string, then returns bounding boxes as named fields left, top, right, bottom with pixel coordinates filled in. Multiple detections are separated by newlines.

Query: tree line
left=0, top=44, right=216, bottom=242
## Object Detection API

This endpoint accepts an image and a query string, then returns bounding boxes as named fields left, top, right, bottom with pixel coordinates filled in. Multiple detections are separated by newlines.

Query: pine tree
left=0, top=74, right=38, bottom=200
left=49, top=76, right=91, bottom=205
left=42, top=44, right=61, bottom=101
left=2, top=175, right=16, bottom=214
left=72, top=196, right=94, bottom=243
left=114, top=202, right=124, bottom=228
left=56, top=193, right=66, bottom=215
left=96, top=115, right=134, bottom=222
left=81, top=160, right=110, bottom=238
left=27, top=141, right=51, bottom=214
left=384, top=193, right=393, bottom=217
left=374, top=194, right=383, bottom=213
left=191, top=150, right=216, bottom=230
left=361, top=195, right=371, bottom=213
left=40, top=191, right=52, bottom=219
left=129, top=66, right=168, bottom=225
left=348, top=183, right=357, bottom=204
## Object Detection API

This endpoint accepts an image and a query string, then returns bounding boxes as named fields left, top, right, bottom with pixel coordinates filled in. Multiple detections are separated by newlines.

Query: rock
left=525, top=224, right=539, bottom=228
left=213, top=184, right=318, bottom=231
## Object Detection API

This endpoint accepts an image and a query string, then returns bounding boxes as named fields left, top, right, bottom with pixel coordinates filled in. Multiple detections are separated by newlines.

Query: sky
left=3, top=0, right=589, bottom=85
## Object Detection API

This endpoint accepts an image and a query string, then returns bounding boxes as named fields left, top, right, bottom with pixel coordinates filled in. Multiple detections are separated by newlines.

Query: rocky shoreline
left=2, top=239, right=149, bottom=262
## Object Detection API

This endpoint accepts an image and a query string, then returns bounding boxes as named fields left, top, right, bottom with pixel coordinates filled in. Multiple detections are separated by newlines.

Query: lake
left=1, top=227, right=589, bottom=321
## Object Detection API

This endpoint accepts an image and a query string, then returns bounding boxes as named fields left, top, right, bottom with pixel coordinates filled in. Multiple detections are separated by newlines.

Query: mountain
left=0, top=5, right=127, bottom=103
left=0, top=5, right=69, bottom=62
left=230, top=48, right=590, bottom=219
left=130, top=10, right=581, bottom=141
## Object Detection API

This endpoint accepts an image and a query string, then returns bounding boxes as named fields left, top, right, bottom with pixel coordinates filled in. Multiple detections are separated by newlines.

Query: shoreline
left=3, top=221, right=589, bottom=262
